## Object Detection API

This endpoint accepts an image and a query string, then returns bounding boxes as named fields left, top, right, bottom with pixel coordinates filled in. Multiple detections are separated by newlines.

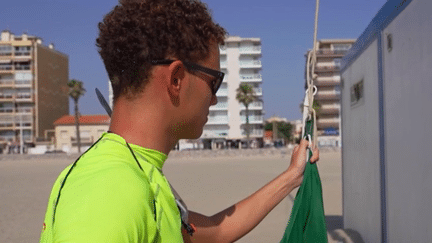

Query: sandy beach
left=0, top=149, right=342, bottom=243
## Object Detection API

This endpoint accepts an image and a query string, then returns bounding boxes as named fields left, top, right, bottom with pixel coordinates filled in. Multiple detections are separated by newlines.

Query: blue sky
left=1, top=0, right=387, bottom=120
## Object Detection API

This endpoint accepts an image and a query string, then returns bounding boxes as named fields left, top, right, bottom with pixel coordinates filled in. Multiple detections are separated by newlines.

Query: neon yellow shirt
left=40, top=132, right=183, bottom=242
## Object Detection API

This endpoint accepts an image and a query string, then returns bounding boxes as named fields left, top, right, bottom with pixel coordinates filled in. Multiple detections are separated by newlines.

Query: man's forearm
left=209, top=169, right=299, bottom=243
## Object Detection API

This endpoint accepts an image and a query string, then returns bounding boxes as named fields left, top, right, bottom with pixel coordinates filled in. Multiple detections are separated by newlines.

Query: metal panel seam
left=377, top=31, right=388, bottom=243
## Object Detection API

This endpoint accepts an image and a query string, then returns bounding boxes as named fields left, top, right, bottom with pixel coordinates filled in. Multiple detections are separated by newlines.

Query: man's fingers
left=309, top=147, right=320, bottom=163
left=299, top=139, right=309, bottom=149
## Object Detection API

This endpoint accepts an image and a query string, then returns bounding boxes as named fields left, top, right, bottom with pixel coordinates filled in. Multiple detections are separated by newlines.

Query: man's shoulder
left=61, top=140, right=153, bottom=199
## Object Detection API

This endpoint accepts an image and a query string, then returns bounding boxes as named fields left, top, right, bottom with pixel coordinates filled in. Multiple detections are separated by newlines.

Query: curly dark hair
left=96, top=0, right=227, bottom=101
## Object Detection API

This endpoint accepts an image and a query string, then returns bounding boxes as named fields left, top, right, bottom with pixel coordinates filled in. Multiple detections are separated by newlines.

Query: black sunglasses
left=151, top=59, right=224, bottom=95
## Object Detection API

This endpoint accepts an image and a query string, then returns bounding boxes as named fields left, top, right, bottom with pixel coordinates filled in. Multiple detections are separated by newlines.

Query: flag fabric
left=280, top=119, right=327, bottom=243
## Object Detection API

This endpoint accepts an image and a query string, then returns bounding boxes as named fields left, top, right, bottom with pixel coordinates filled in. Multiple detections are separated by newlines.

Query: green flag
left=280, top=119, right=327, bottom=242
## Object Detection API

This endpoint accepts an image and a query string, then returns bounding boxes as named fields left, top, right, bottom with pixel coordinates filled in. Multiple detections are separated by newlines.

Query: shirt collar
left=102, top=132, right=168, bottom=170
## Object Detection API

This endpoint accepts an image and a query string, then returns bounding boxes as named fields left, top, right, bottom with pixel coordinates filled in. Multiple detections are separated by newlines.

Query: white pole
left=20, top=113, right=24, bottom=154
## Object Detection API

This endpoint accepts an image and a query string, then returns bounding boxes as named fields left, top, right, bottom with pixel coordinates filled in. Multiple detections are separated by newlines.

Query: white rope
left=302, top=0, right=320, bottom=149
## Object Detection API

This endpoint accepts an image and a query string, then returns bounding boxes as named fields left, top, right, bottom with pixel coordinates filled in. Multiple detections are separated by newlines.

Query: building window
left=0, top=45, right=12, bottom=56
left=350, top=80, right=364, bottom=107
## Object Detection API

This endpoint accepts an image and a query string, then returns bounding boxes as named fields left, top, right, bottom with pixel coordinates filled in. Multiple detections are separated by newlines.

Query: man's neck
left=108, top=100, right=178, bottom=155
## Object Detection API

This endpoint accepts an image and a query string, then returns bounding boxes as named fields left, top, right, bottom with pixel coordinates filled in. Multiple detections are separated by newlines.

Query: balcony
left=206, top=116, right=229, bottom=125
left=16, top=107, right=33, bottom=114
left=319, top=104, right=340, bottom=114
left=0, top=107, right=14, bottom=114
left=241, top=115, right=264, bottom=124
left=14, top=65, right=31, bottom=71
left=316, top=49, right=348, bottom=57
left=0, top=93, right=14, bottom=101
left=0, top=107, right=33, bottom=115
left=210, top=102, right=228, bottom=110
left=0, top=79, right=14, bottom=87
left=220, top=61, right=227, bottom=69
left=0, top=65, right=13, bottom=73
left=14, top=52, right=31, bottom=57
left=219, top=45, right=227, bottom=55
left=254, top=88, right=262, bottom=96
left=15, top=93, right=33, bottom=102
left=239, top=60, right=262, bottom=69
left=15, top=80, right=32, bottom=87
left=315, top=76, right=340, bottom=86
left=0, top=122, right=14, bottom=130
left=239, top=46, right=262, bottom=55
left=216, top=88, right=228, bottom=97
left=317, top=117, right=340, bottom=129
left=314, top=65, right=339, bottom=72
left=315, top=90, right=340, bottom=100
left=240, top=74, right=262, bottom=82
left=240, top=101, right=263, bottom=110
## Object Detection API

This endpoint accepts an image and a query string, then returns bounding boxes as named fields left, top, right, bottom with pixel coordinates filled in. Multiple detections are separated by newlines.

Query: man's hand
left=287, top=139, right=320, bottom=188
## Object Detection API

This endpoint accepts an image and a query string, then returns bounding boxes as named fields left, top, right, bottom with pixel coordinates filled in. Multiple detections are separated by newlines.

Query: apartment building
left=0, top=30, right=69, bottom=150
left=200, top=36, right=264, bottom=149
left=305, top=39, right=355, bottom=147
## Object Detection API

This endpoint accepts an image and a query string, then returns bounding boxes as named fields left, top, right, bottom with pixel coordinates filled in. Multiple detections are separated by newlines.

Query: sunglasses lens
left=213, top=78, right=222, bottom=95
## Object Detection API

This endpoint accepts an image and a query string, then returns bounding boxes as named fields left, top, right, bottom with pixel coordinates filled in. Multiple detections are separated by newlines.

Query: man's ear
left=167, top=60, right=186, bottom=97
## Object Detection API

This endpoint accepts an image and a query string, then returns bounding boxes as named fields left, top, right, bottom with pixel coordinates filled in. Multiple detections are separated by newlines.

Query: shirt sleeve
left=53, top=163, right=160, bottom=243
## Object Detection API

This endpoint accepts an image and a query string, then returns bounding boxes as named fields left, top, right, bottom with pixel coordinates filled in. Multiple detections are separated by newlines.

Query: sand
left=0, top=150, right=342, bottom=243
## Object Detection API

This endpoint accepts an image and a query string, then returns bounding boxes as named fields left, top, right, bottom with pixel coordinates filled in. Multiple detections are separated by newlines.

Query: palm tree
left=236, top=83, right=259, bottom=149
left=67, top=79, right=86, bottom=153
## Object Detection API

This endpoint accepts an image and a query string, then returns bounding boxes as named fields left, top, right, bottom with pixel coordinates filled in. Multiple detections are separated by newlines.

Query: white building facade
left=200, top=36, right=264, bottom=149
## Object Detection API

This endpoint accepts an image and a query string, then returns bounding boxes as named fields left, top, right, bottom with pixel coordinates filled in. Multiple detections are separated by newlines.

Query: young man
left=40, top=0, right=319, bottom=242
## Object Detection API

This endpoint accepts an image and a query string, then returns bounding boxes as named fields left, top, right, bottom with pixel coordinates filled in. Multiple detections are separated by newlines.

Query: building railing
left=316, top=49, right=349, bottom=55
left=14, top=65, right=31, bottom=70
left=320, top=104, right=340, bottom=110
left=317, top=75, right=340, bottom=82
left=254, top=88, right=262, bottom=95
left=0, top=79, right=14, bottom=86
left=211, top=102, right=228, bottom=110
left=15, top=80, right=32, bottom=86
left=241, top=115, right=264, bottom=123
left=216, top=89, right=228, bottom=96
left=0, top=107, right=33, bottom=114
left=240, top=101, right=263, bottom=109
left=0, top=65, right=13, bottom=71
left=315, top=65, right=340, bottom=71
left=317, top=118, right=340, bottom=124
left=207, top=117, right=229, bottom=124
left=0, top=107, right=14, bottom=113
left=239, top=46, right=261, bottom=53
left=239, top=60, right=262, bottom=68
left=240, top=74, right=262, bottom=81
left=0, top=79, right=32, bottom=87
left=16, top=107, right=33, bottom=113
left=0, top=93, right=14, bottom=99
left=316, top=90, right=341, bottom=99
left=14, top=52, right=31, bottom=56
